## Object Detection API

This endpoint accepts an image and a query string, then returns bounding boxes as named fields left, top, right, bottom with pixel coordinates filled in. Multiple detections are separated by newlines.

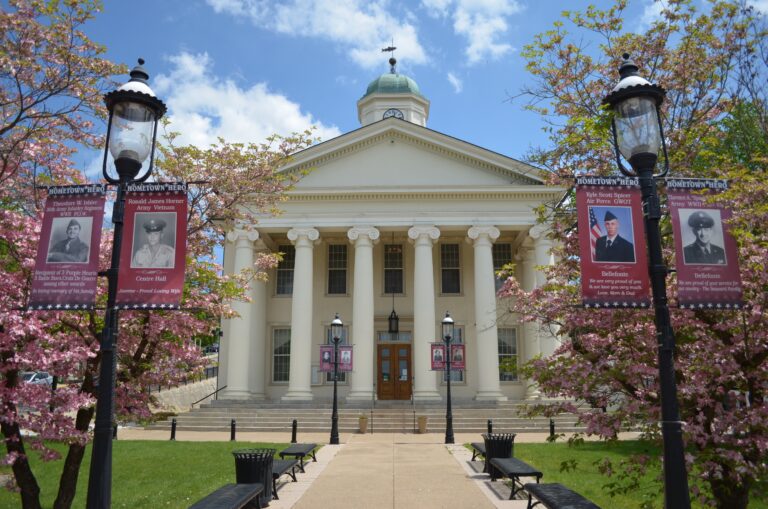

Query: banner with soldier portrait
left=115, top=183, right=187, bottom=308
left=576, top=176, right=650, bottom=308
left=667, top=179, right=743, bottom=309
left=29, top=185, right=106, bottom=310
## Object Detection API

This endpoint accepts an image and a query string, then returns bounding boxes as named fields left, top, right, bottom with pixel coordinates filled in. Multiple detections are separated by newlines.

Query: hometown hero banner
left=116, top=183, right=187, bottom=309
left=29, top=185, right=106, bottom=310
left=667, top=179, right=744, bottom=309
left=576, top=176, right=650, bottom=308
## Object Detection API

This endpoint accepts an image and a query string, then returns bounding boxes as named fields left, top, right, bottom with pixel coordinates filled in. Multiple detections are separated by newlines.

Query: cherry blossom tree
left=501, top=1, right=767, bottom=507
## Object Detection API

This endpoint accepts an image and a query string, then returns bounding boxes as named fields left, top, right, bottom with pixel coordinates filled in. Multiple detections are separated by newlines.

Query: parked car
left=21, top=371, right=53, bottom=386
left=204, top=343, right=219, bottom=354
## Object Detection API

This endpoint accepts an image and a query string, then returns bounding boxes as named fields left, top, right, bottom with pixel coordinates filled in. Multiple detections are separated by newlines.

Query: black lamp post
left=603, top=53, right=691, bottom=509
left=329, top=313, right=343, bottom=445
left=442, top=311, right=455, bottom=444
left=86, top=59, right=166, bottom=509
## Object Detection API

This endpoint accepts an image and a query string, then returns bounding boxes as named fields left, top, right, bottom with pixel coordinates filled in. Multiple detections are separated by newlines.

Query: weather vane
left=382, top=40, right=397, bottom=73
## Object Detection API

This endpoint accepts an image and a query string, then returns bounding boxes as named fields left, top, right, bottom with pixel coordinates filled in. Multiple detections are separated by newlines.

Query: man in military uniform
left=595, top=210, right=636, bottom=263
left=48, top=218, right=89, bottom=263
left=683, top=210, right=726, bottom=264
left=132, top=218, right=175, bottom=268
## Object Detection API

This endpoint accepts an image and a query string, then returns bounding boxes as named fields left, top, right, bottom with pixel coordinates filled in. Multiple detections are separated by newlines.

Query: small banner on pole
left=576, top=176, right=650, bottom=308
left=450, top=344, right=465, bottom=370
left=667, top=178, right=743, bottom=309
left=29, top=185, right=106, bottom=310
left=116, top=183, right=187, bottom=309
left=430, top=343, right=445, bottom=370
left=319, top=345, right=353, bottom=372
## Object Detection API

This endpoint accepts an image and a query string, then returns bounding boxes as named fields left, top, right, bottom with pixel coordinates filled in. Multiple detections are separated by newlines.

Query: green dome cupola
left=357, top=57, right=430, bottom=127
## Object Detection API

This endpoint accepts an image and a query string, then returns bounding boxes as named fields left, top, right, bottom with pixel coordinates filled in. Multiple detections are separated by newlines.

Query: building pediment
left=281, top=118, right=547, bottom=190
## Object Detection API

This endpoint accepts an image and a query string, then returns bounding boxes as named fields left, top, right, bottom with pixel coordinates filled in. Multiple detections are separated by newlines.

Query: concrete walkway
left=118, top=428, right=639, bottom=508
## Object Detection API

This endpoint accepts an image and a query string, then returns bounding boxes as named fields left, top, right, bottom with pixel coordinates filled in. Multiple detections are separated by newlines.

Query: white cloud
left=447, top=72, right=463, bottom=93
left=152, top=51, right=340, bottom=148
left=639, top=0, right=666, bottom=29
left=748, top=0, right=768, bottom=15
left=421, top=0, right=522, bottom=65
left=206, top=0, right=428, bottom=69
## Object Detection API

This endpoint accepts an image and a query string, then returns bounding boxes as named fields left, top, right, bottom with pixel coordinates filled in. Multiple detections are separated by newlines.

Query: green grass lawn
left=497, top=441, right=768, bottom=509
left=0, top=441, right=294, bottom=509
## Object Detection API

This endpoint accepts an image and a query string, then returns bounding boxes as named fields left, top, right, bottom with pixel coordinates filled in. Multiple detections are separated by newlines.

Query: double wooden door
left=377, top=344, right=411, bottom=400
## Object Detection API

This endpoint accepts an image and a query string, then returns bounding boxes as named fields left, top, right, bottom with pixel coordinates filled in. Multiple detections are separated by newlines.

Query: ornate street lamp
left=87, top=59, right=166, bottom=509
left=442, top=311, right=455, bottom=444
left=603, top=53, right=691, bottom=509
left=329, top=313, right=343, bottom=445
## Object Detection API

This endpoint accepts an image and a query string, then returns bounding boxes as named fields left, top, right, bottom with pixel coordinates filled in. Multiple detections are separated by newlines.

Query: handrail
left=191, top=385, right=227, bottom=407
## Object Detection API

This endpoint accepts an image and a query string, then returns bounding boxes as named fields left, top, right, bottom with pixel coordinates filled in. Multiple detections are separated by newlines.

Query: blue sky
left=80, top=0, right=764, bottom=172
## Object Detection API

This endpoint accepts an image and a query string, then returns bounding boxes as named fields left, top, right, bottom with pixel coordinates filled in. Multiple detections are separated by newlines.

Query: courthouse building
left=218, top=60, right=564, bottom=404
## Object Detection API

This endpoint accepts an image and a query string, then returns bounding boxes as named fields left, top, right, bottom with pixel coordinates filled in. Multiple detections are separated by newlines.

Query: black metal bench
left=278, top=443, right=317, bottom=473
left=524, top=482, right=602, bottom=509
left=188, top=483, right=263, bottom=509
left=489, top=457, right=543, bottom=499
left=271, top=459, right=298, bottom=500
left=470, top=442, right=486, bottom=462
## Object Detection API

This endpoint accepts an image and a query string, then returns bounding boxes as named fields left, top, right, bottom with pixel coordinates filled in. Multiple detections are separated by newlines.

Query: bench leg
left=272, top=478, right=279, bottom=500
left=471, top=451, right=478, bottom=461
left=289, top=467, right=297, bottom=482
left=310, top=450, right=317, bottom=462
left=298, top=457, right=306, bottom=473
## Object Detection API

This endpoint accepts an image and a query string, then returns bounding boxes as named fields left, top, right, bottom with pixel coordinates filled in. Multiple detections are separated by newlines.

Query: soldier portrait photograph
left=592, top=207, right=637, bottom=263
left=130, top=213, right=177, bottom=269
left=681, top=209, right=727, bottom=265
left=47, top=217, right=92, bottom=264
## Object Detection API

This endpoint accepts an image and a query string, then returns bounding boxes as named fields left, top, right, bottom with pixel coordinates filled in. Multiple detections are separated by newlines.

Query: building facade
left=218, top=62, right=564, bottom=403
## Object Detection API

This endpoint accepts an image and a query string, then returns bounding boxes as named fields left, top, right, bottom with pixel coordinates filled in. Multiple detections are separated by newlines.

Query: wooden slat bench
left=489, top=457, right=543, bottom=499
left=523, top=482, right=602, bottom=509
left=278, top=443, right=317, bottom=473
left=188, top=483, right=263, bottom=509
left=470, top=442, right=486, bottom=462
left=271, top=459, right=298, bottom=500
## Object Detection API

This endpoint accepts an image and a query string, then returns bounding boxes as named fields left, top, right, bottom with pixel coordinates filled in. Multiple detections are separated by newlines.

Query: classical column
left=346, top=226, right=379, bottom=401
left=530, top=224, right=558, bottom=358
left=467, top=226, right=506, bottom=401
left=247, top=241, right=270, bottom=400
left=282, top=227, right=319, bottom=401
left=517, top=243, right=540, bottom=399
left=408, top=225, right=441, bottom=401
left=223, top=229, right=259, bottom=399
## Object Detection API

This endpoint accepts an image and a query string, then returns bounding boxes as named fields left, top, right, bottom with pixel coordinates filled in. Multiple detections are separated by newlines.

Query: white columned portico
left=408, top=225, right=441, bottom=401
left=224, top=229, right=259, bottom=399
left=346, top=226, right=379, bottom=401
left=530, top=224, right=558, bottom=358
left=518, top=242, right=540, bottom=399
left=467, top=226, right=506, bottom=401
left=283, top=227, right=319, bottom=401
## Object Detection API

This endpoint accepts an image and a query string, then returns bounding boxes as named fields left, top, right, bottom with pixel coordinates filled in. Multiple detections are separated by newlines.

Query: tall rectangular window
left=384, top=244, right=403, bottom=294
left=272, top=328, right=291, bottom=382
left=276, top=245, right=295, bottom=295
left=440, top=243, right=461, bottom=294
left=327, top=244, right=347, bottom=294
left=325, top=326, right=349, bottom=382
left=498, top=328, right=518, bottom=381
left=492, top=243, right=513, bottom=292
left=442, top=327, right=464, bottom=382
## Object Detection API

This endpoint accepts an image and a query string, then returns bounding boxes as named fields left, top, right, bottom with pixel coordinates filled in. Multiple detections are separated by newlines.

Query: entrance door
left=377, top=344, right=412, bottom=400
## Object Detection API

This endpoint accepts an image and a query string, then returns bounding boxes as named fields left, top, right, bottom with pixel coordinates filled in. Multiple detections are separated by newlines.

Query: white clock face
left=383, top=108, right=404, bottom=120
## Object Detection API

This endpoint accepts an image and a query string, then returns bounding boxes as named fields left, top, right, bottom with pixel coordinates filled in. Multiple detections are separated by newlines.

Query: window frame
left=440, top=243, right=461, bottom=294
left=275, top=244, right=295, bottom=296
left=497, top=327, right=519, bottom=382
left=492, top=243, right=513, bottom=292
left=326, top=243, right=348, bottom=295
left=383, top=243, right=404, bottom=295
left=271, top=327, right=291, bottom=383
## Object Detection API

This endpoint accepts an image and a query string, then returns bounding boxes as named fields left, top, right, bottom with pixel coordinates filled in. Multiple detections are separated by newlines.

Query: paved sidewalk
left=117, top=428, right=639, bottom=508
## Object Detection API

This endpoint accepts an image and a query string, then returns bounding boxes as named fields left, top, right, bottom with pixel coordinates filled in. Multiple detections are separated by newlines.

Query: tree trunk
left=711, top=475, right=750, bottom=509
left=53, top=406, right=95, bottom=509
left=0, top=420, right=41, bottom=509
